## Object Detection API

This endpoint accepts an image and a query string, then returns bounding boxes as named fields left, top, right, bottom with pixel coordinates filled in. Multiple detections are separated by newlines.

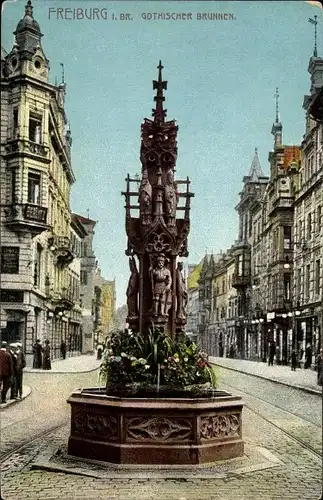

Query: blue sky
left=2, top=1, right=322, bottom=306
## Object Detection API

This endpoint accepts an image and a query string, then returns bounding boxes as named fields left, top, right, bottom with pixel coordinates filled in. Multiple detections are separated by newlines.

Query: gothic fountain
left=67, top=62, right=244, bottom=466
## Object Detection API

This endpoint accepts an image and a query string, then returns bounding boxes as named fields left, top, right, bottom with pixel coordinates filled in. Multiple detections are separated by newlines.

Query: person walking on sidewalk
left=14, top=342, right=26, bottom=399
left=290, top=349, right=297, bottom=371
left=304, top=343, right=312, bottom=369
left=0, top=342, right=13, bottom=404
left=32, top=339, right=42, bottom=369
left=42, top=340, right=51, bottom=370
left=8, top=343, right=18, bottom=399
left=268, top=342, right=275, bottom=366
left=60, top=340, right=67, bottom=360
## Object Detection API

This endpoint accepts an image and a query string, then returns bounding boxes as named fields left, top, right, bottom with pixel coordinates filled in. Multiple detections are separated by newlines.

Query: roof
left=71, top=214, right=88, bottom=238
left=187, top=259, right=204, bottom=289
left=72, top=213, right=97, bottom=226
left=247, top=148, right=265, bottom=181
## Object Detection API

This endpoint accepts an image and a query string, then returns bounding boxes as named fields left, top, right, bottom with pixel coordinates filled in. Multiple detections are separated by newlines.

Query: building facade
left=293, top=50, right=323, bottom=360
left=0, top=2, right=79, bottom=365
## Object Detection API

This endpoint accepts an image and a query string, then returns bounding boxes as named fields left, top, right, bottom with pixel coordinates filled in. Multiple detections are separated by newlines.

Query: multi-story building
left=93, top=272, right=116, bottom=345
left=0, top=2, right=78, bottom=364
left=186, top=262, right=203, bottom=344
left=293, top=47, right=323, bottom=360
left=73, top=214, right=98, bottom=354
left=232, top=149, right=269, bottom=358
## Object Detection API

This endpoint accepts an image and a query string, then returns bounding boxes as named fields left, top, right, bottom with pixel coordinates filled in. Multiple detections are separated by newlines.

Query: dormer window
left=29, top=113, right=42, bottom=143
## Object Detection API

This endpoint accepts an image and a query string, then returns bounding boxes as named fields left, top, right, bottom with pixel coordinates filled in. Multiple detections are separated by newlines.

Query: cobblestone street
left=1, top=364, right=321, bottom=500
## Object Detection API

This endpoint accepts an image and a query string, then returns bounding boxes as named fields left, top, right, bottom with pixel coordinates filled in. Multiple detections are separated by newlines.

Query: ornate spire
left=248, top=148, right=265, bottom=181
left=152, top=61, right=167, bottom=122
left=25, top=0, right=33, bottom=18
left=274, top=87, right=279, bottom=123
left=309, top=16, right=318, bottom=58
left=271, top=87, right=283, bottom=146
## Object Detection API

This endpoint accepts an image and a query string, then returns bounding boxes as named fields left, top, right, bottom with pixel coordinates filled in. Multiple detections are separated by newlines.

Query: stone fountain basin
left=67, top=388, right=244, bottom=466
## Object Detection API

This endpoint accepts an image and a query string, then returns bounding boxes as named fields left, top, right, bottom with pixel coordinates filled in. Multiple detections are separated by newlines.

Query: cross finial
left=309, top=15, right=318, bottom=57
left=274, top=87, right=279, bottom=123
left=152, top=60, right=167, bottom=122
left=25, top=0, right=33, bottom=17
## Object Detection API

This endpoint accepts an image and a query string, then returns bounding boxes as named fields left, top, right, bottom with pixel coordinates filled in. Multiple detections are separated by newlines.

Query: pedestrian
left=275, top=345, right=281, bottom=365
left=229, top=344, right=235, bottom=359
left=268, top=342, right=275, bottom=366
left=42, top=340, right=51, bottom=370
left=291, top=349, right=297, bottom=371
left=60, top=340, right=67, bottom=360
left=97, top=344, right=103, bottom=360
left=8, top=343, right=18, bottom=399
left=316, top=350, right=323, bottom=386
left=304, top=343, right=312, bottom=369
left=0, top=342, right=13, bottom=404
left=32, top=339, right=42, bottom=369
left=14, top=342, right=26, bottom=398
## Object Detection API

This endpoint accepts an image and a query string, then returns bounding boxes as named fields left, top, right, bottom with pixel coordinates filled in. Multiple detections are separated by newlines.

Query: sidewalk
left=1, top=355, right=101, bottom=410
left=25, top=353, right=102, bottom=373
left=210, top=356, right=322, bottom=396
left=0, top=384, right=32, bottom=410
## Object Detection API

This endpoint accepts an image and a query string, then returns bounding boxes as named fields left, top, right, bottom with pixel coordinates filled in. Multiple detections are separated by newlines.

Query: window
left=307, top=213, right=312, bottom=239
left=28, top=172, right=41, bottom=205
left=13, top=109, right=18, bottom=138
left=317, top=205, right=322, bottom=233
left=283, top=226, right=291, bottom=250
left=34, top=244, right=42, bottom=287
left=11, top=169, right=16, bottom=203
left=80, top=270, right=88, bottom=285
left=297, top=269, right=301, bottom=300
left=238, top=255, right=243, bottom=275
left=29, top=114, right=42, bottom=143
left=1, top=247, right=19, bottom=274
left=305, top=264, right=310, bottom=300
left=284, top=274, right=291, bottom=301
left=315, top=260, right=321, bottom=296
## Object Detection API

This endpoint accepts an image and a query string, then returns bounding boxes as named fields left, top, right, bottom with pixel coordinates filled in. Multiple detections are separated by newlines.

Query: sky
left=2, top=0, right=322, bottom=307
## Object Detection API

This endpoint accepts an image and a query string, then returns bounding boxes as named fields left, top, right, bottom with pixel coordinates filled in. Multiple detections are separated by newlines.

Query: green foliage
left=99, top=328, right=218, bottom=394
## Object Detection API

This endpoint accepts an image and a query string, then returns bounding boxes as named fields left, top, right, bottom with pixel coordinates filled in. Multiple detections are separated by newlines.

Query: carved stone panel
left=200, top=413, right=240, bottom=440
left=73, top=411, right=119, bottom=440
left=126, top=416, right=193, bottom=442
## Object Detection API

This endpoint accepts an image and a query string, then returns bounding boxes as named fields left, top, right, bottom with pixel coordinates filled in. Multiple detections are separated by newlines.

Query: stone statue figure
left=126, top=256, right=139, bottom=317
left=139, top=168, right=152, bottom=225
left=164, top=170, right=177, bottom=226
left=176, top=261, right=188, bottom=320
left=150, top=254, right=172, bottom=316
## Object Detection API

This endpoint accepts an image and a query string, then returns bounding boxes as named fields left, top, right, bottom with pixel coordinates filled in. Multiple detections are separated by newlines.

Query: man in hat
left=14, top=342, right=26, bottom=399
left=9, top=343, right=18, bottom=399
left=0, top=341, right=13, bottom=403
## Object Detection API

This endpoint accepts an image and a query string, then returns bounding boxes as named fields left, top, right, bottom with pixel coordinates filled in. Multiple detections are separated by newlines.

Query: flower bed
left=99, top=329, right=217, bottom=397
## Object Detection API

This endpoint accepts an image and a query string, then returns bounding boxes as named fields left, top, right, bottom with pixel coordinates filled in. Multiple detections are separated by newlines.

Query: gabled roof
left=187, top=259, right=204, bottom=289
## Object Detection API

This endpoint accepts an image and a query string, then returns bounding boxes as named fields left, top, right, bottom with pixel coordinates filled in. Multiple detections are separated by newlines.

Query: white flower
left=130, top=356, right=137, bottom=361
left=196, top=371, right=201, bottom=377
left=174, top=358, right=180, bottom=363
left=121, top=352, right=127, bottom=357
left=145, top=364, right=150, bottom=370
left=139, top=358, right=147, bottom=365
left=184, top=357, right=188, bottom=362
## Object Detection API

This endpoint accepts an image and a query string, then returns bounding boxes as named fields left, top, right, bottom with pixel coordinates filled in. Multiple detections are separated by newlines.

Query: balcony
left=50, top=289, right=75, bottom=311
left=4, top=139, right=49, bottom=161
left=49, top=236, right=75, bottom=266
left=5, top=203, right=49, bottom=234
left=232, top=273, right=250, bottom=288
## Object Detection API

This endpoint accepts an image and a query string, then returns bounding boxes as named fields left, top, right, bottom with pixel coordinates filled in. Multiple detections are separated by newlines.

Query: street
left=0, top=362, right=321, bottom=500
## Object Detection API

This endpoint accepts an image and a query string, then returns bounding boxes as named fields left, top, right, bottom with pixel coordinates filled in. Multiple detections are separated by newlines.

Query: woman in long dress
left=42, top=340, right=51, bottom=370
